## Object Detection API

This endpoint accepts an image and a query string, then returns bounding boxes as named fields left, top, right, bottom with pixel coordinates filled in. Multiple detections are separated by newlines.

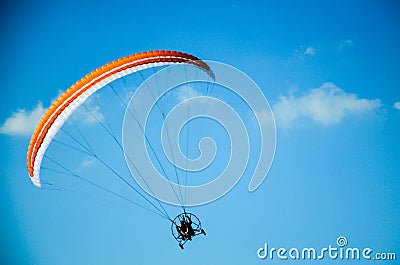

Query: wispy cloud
left=273, top=82, right=381, bottom=128
left=295, top=46, right=316, bottom=58
left=0, top=102, right=46, bottom=136
left=63, top=95, right=105, bottom=126
left=254, top=109, right=275, bottom=128
left=72, top=103, right=104, bottom=125
left=79, top=157, right=96, bottom=168
left=1, top=94, right=106, bottom=137
left=394, top=101, right=400, bottom=110
left=338, top=39, right=354, bottom=51
left=172, top=84, right=216, bottom=108
left=176, top=85, right=202, bottom=101
left=304, top=46, right=316, bottom=56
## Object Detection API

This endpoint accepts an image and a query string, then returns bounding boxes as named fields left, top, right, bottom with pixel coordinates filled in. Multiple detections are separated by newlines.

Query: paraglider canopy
left=26, top=50, right=214, bottom=188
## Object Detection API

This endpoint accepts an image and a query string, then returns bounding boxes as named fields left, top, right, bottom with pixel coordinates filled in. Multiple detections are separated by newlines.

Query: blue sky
left=1, top=0, right=399, bottom=264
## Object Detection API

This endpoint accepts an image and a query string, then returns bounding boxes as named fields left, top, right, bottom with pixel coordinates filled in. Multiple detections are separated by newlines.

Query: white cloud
left=80, top=157, right=96, bottom=168
left=1, top=94, right=106, bottom=137
left=172, top=84, right=218, bottom=108
left=304, top=46, right=316, bottom=56
left=50, top=89, right=64, bottom=103
left=0, top=102, right=46, bottom=136
left=338, top=39, right=354, bottom=50
left=176, top=85, right=201, bottom=101
left=393, top=101, right=400, bottom=110
left=67, top=96, right=105, bottom=125
left=73, top=104, right=104, bottom=125
left=254, top=109, right=276, bottom=128
left=273, top=82, right=381, bottom=128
